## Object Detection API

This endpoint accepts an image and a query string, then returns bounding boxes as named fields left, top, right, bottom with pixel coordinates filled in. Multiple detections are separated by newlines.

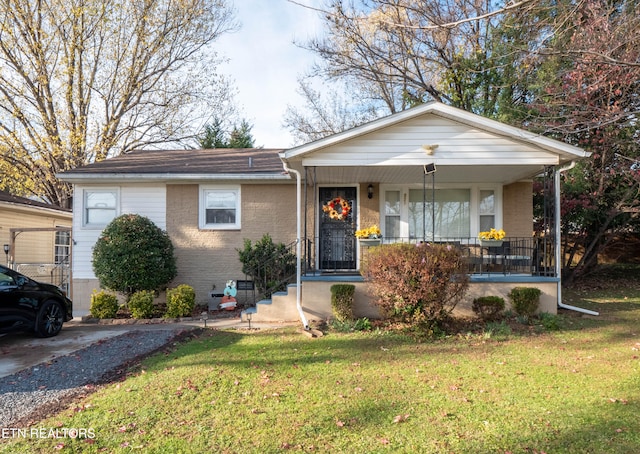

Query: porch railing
left=300, top=236, right=556, bottom=277
left=241, top=240, right=297, bottom=306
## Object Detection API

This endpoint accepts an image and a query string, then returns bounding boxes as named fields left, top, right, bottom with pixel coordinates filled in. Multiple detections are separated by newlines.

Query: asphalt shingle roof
left=0, top=191, right=70, bottom=212
left=63, top=148, right=285, bottom=175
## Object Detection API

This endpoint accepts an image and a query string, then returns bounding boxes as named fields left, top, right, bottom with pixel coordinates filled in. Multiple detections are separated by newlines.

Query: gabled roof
left=59, top=148, right=288, bottom=183
left=281, top=101, right=589, bottom=162
left=58, top=102, right=590, bottom=187
left=0, top=191, right=70, bottom=213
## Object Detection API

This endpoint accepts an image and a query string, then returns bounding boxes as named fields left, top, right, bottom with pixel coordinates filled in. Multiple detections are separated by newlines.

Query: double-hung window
left=479, top=190, right=496, bottom=232
left=54, top=229, right=71, bottom=264
left=84, top=189, right=118, bottom=227
left=200, top=186, right=241, bottom=229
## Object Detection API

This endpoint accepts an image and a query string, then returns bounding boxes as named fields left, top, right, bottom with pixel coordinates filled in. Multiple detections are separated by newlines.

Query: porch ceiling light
left=423, top=163, right=437, bottom=174
left=421, top=144, right=439, bottom=155
left=367, top=184, right=374, bottom=199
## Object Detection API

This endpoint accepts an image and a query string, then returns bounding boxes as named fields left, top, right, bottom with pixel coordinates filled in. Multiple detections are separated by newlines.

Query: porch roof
left=280, top=102, right=590, bottom=185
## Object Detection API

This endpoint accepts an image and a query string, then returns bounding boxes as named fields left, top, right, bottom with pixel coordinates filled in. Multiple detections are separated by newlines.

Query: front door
left=319, top=187, right=357, bottom=271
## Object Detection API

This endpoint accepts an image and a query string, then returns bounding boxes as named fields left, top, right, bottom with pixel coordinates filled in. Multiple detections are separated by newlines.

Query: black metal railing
left=299, top=236, right=556, bottom=277
left=241, top=240, right=298, bottom=306
left=239, top=236, right=556, bottom=307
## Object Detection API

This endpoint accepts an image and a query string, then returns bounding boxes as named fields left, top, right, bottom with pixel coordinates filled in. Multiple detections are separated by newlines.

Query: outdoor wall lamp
left=367, top=184, right=374, bottom=199
left=3, top=244, right=9, bottom=265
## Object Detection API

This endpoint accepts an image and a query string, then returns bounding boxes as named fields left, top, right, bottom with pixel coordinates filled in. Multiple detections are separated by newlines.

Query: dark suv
left=0, top=264, right=73, bottom=337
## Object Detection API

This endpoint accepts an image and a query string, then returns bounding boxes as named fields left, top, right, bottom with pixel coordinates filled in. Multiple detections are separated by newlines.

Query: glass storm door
left=319, top=187, right=357, bottom=271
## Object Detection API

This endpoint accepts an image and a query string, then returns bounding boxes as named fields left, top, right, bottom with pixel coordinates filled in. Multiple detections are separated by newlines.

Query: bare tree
left=0, top=0, right=237, bottom=207
left=296, top=0, right=538, bottom=113
left=284, top=78, right=380, bottom=144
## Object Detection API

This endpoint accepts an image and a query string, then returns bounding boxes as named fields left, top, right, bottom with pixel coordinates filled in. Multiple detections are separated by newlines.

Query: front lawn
left=3, top=274, right=640, bottom=453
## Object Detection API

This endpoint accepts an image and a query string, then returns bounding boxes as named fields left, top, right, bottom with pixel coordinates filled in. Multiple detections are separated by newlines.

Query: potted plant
left=355, top=225, right=382, bottom=246
left=478, top=228, right=506, bottom=246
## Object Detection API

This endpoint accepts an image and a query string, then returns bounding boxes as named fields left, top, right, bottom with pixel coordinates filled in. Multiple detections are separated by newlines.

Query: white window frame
left=199, top=185, right=241, bottom=230
left=83, top=188, right=119, bottom=228
left=380, top=184, right=502, bottom=240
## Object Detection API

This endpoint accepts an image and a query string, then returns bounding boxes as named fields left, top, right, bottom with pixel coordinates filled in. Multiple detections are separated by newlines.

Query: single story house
left=59, top=102, right=595, bottom=322
left=0, top=190, right=72, bottom=291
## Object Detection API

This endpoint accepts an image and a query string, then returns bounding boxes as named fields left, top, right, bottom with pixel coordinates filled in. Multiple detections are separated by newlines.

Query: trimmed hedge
left=165, top=284, right=196, bottom=318
left=330, top=284, right=356, bottom=322
left=128, top=290, right=156, bottom=319
left=90, top=290, right=119, bottom=319
left=508, top=287, right=541, bottom=317
left=472, top=296, right=505, bottom=321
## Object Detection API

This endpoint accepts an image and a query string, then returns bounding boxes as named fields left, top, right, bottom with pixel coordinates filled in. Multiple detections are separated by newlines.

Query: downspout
left=282, top=160, right=310, bottom=329
left=555, top=162, right=599, bottom=316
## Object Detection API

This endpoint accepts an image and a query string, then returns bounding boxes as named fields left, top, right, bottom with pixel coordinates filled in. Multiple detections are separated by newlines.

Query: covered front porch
left=245, top=103, right=592, bottom=324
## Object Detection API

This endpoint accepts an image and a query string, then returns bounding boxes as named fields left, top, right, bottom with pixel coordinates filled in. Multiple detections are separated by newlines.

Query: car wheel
left=35, top=300, right=65, bottom=337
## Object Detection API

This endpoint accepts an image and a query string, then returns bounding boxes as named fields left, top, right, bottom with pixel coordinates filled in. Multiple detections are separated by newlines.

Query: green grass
left=3, top=280, right=640, bottom=453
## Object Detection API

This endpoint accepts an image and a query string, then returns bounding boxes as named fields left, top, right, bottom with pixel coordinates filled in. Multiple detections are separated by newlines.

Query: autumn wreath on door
left=323, top=197, right=351, bottom=221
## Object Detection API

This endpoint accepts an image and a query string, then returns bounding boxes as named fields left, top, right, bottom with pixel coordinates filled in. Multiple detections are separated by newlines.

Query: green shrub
left=330, top=284, right=355, bottom=322
left=90, top=290, right=119, bottom=319
left=92, top=214, right=177, bottom=297
left=352, top=317, right=372, bottom=331
left=330, top=317, right=372, bottom=332
left=537, top=312, right=561, bottom=331
left=483, top=320, right=512, bottom=339
left=165, top=284, right=196, bottom=318
left=508, top=287, right=541, bottom=318
left=128, top=290, right=156, bottom=319
left=237, top=234, right=295, bottom=297
left=360, top=242, right=469, bottom=330
left=472, top=296, right=505, bottom=321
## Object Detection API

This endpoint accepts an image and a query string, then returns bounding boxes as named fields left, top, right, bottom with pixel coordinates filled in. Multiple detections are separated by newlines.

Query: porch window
left=384, top=190, right=401, bottom=240
left=199, top=186, right=241, bottom=229
left=83, top=189, right=118, bottom=227
left=408, top=189, right=470, bottom=239
left=479, top=190, right=495, bottom=231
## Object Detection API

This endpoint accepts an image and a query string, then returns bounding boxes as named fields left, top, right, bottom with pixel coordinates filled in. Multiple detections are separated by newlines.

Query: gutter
left=281, top=161, right=310, bottom=330
left=57, top=173, right=291, bottom=183
left=555, top=162, right=599, bottom=316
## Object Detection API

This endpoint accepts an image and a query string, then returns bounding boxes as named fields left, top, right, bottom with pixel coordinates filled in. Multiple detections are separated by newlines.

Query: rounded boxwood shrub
left=90, top=290, right=118, bottom=319
left=508, top=287, right=541, bottom=318
left=92, top=214, right=177, bottom=296
left=330, top=284, right=356, bottom=322
left=472, top=296, right=505, bottom=321
left=165, top=284, right=196, bottom=318
left=128, top=290, right=156, bottom=319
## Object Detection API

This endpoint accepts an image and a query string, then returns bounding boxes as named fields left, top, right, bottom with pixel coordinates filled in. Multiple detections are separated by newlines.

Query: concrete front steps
left=240, top=281, right=382, bottom=324
left=241, top=284, right=301, bottom=323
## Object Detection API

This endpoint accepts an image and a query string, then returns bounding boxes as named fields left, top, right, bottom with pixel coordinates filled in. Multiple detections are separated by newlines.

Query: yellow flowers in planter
left=355, top=225, right=381, bottom=239
left=478, top=228, right=506, bottom=240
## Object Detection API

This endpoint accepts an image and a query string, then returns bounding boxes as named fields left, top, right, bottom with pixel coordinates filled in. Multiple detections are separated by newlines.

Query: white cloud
left=215, top=0, right=324, bottom=148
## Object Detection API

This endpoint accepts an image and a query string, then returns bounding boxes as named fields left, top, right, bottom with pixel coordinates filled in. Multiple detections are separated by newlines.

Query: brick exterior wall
left=358, top=183, right=380, bottom=228
left=503, top=181, right=533, bottom=237
left=166, top=183, right=297, bottom=304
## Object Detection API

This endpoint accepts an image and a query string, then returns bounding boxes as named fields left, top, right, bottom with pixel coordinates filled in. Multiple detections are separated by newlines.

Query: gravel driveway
left=0, top=326, right=200, bottom=428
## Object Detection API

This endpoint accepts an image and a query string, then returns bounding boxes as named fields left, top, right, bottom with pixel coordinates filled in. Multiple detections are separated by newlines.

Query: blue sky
left=216, top=0, right=324, bottom=148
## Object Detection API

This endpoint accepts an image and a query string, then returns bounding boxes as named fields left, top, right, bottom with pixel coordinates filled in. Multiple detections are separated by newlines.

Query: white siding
left=72, top=184, right=167, bottom=279
left=301, top=114, right=560, bottom=167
